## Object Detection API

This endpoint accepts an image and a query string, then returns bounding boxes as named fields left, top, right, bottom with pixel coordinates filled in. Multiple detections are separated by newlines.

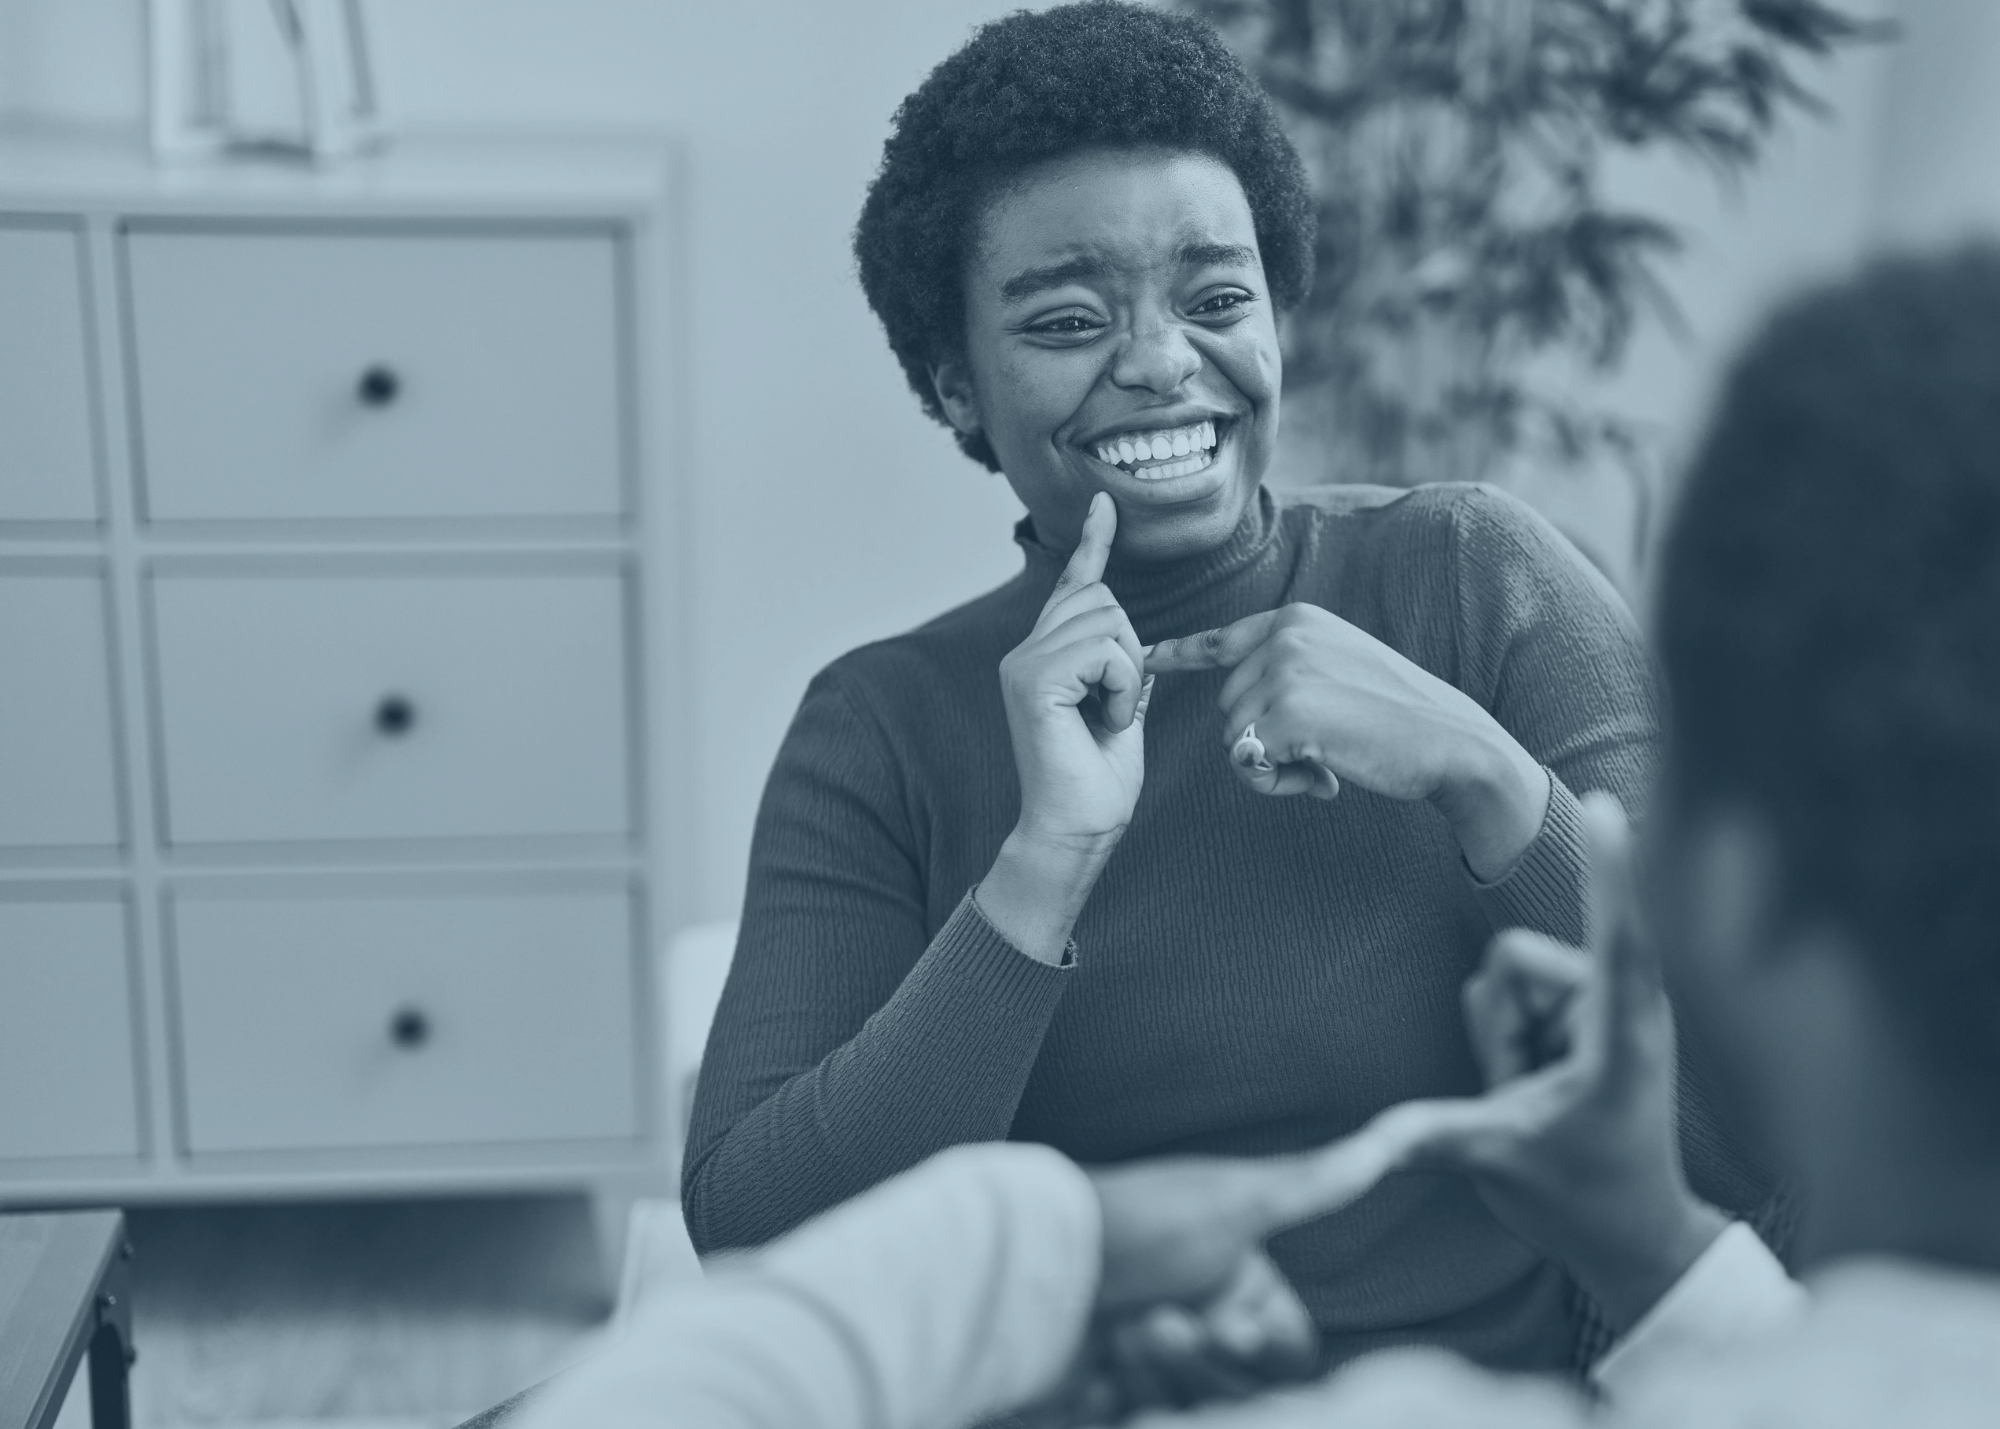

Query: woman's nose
left=1110, top=320, right=1201, bottom=394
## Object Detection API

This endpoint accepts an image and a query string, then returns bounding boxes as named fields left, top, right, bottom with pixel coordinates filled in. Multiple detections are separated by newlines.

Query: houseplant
left=1183, top=0, right=1887, bottom=567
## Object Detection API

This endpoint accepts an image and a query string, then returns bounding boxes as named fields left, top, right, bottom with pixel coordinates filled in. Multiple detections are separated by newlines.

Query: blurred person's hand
left=1143, top=603, right=1549, bottom=880
left=1094, top=1251, right=1313, bottom=1414
left=999, top=793, right=1727, bottom=1423
left=1382, top=793, right=1729, bottom=1332
left=1023, top=1096, right=1460, bottom=1422
left=978, top=492, right=1152, bottom=963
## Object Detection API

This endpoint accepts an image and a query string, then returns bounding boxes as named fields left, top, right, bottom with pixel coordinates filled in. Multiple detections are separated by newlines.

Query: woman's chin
left=1107, top=474, right=1260, bottom=563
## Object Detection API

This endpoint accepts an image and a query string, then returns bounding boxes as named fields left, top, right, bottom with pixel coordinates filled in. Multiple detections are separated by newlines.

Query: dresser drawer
left=0, top=568, right=124, bottom=852
left=149, top=563, right=634, bottom=848
left=124, top=226, right=627, bottom=524
left=0, top=222, right=100, bottom=523
left=169, top=884, right=640, bottom=1155
left=0, top=894, right=142, bottom=1162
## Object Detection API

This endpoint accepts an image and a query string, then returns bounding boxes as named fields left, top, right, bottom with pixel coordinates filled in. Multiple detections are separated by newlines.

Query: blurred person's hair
left=854, top=0, right=1316, bottom=471
left=1659, top=244, right=2000, bottom=1110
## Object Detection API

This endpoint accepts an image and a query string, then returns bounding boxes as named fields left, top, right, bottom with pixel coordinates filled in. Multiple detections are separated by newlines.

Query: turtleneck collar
left=1013, top=486, right=1288, bottom=638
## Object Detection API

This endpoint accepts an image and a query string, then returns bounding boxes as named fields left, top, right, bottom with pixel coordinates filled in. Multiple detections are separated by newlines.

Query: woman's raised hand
left=1144, top=602, right=1548, bottom=881
left=1003, top=492, right=1152, bottom=846
left=977, top=493, right=1152, bottom=963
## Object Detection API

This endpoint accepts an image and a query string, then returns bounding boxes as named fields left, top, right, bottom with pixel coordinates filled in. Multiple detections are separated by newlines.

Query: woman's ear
left=929, top=357, right=983, bottom=437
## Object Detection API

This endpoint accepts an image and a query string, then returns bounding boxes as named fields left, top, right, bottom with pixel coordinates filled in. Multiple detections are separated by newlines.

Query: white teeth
left=1127, top=447, right=1215, bottom=482
left=1092, top=419, right=1224, bottom=472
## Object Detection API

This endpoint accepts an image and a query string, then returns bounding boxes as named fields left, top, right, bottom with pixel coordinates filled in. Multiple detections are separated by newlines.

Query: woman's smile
left=1089, top=417, right=1218, bottom=479
left=1071, top=412, right=1243, bottom=512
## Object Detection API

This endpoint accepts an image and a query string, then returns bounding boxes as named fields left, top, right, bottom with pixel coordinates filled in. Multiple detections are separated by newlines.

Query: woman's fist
left=1145, top=602, right=1547, bottom=880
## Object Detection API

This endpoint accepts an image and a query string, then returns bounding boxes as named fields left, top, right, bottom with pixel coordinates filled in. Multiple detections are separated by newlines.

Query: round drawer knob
left=357, top=365, right=401, bottom=406
left=374, top=695, right=416, bottom=736
left=389, top=1006, right=431, bottom=1049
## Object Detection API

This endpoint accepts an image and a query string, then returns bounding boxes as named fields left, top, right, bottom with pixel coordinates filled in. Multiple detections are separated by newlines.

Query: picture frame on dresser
left=0, top=127, right=687, bottom=1295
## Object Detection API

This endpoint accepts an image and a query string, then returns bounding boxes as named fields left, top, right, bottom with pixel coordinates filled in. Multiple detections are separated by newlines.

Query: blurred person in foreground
left=521, top=245, right=2000, bottom=1428
left=686, top=0, right=1767, bottom=1372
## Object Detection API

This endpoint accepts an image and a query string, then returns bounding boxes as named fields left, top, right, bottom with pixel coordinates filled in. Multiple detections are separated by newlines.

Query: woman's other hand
left=979, top=492, right=1152, bottom=963
left=1144, top=602, right=1549, bottom=881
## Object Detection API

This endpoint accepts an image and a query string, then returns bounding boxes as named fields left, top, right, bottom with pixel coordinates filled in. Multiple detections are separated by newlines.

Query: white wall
left=1, top=0, right=1977, bottom=923
left=1872, top=0, right=2000, bottom=248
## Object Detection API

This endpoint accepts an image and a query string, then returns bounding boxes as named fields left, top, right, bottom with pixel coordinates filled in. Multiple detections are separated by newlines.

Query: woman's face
left=933, top=146, right=1283, bottom=563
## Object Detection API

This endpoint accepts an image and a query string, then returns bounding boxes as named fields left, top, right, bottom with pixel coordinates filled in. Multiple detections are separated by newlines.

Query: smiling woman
left=933, top=147, right=1280, bottom=564
left=682, top=0, right=1769, bottom=1387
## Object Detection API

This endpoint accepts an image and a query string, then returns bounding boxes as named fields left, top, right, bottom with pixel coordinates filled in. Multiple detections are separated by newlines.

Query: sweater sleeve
left=1444, top=486, right=1663, bottom=947
left=680, top=670, right=1072, bottom=1254
left=519, top=1144, right=1103, bottom=1429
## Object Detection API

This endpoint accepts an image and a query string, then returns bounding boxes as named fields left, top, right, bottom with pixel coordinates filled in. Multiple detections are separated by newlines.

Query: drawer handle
left=374, top=695, right=416, bottom=736
left=389, top=1007, right=431, bottom=1049
left=357, top=365, right=402, bottom=407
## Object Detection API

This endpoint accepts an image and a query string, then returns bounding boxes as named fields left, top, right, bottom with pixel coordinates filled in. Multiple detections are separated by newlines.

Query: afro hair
left=854, top=1, right=1315, bottom=470
left=1659, top=244, right=2000, bottom=1108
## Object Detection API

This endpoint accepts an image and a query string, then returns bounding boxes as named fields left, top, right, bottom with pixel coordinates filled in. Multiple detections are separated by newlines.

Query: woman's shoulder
left=1277, top=481, right=1612, bottom=601
left=1274, top=479, right=1554, bottom=547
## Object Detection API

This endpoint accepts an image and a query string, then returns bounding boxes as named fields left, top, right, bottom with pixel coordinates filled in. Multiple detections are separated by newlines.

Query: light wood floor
left=56, top=1194, right=611, bottom=1429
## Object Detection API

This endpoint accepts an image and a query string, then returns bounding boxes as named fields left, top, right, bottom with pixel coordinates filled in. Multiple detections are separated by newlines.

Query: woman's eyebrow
left=999, top=254, right=1112, bottom=301
left=1180, top=242, right=1258, bottom=269
left=997, top=243, right=1257, bottom=301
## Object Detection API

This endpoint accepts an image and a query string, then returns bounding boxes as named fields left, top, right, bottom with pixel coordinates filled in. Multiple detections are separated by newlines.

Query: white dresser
left=0, top=128, right=685, bottom=1279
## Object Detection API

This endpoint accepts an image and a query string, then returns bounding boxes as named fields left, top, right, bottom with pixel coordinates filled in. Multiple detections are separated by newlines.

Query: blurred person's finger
left=1463, top=930, right=1587, bottom=1084
left=1581, top=792, right=1667, bottom=1057
left=1131, top=1304, right=1266, bottom=1405
left=1198, top=1252, right=1318, bottom=1381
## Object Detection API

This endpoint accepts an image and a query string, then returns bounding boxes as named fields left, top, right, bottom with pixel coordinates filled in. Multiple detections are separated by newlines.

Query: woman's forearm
left=1430, top=720, right=1552, bottom=884
left=681, top=892, right=1071, bottom=1254
left=975, top=826, right=1123, bottom=965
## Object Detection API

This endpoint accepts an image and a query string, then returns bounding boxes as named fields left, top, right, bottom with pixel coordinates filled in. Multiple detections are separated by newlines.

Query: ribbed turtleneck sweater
left=683, top=482, right=1756, bottom=1372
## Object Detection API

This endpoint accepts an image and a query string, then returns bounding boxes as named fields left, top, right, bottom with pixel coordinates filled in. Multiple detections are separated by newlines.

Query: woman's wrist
left=1431, top=723, right=1551, bottom=883
left=975, top=824, right=1123, bottom=966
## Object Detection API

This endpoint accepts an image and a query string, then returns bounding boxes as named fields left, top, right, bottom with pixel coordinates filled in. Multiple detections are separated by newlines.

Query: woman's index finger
left=1048, top=492, right=1116, bottom=603
left=1143, top=610, right=1279, bottom=673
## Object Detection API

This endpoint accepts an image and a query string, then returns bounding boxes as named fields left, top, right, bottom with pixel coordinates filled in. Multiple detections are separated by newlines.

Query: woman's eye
left=1030, top=313, right=1103, bottom=337
left=1193, top=290, right=1253, bottom=317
